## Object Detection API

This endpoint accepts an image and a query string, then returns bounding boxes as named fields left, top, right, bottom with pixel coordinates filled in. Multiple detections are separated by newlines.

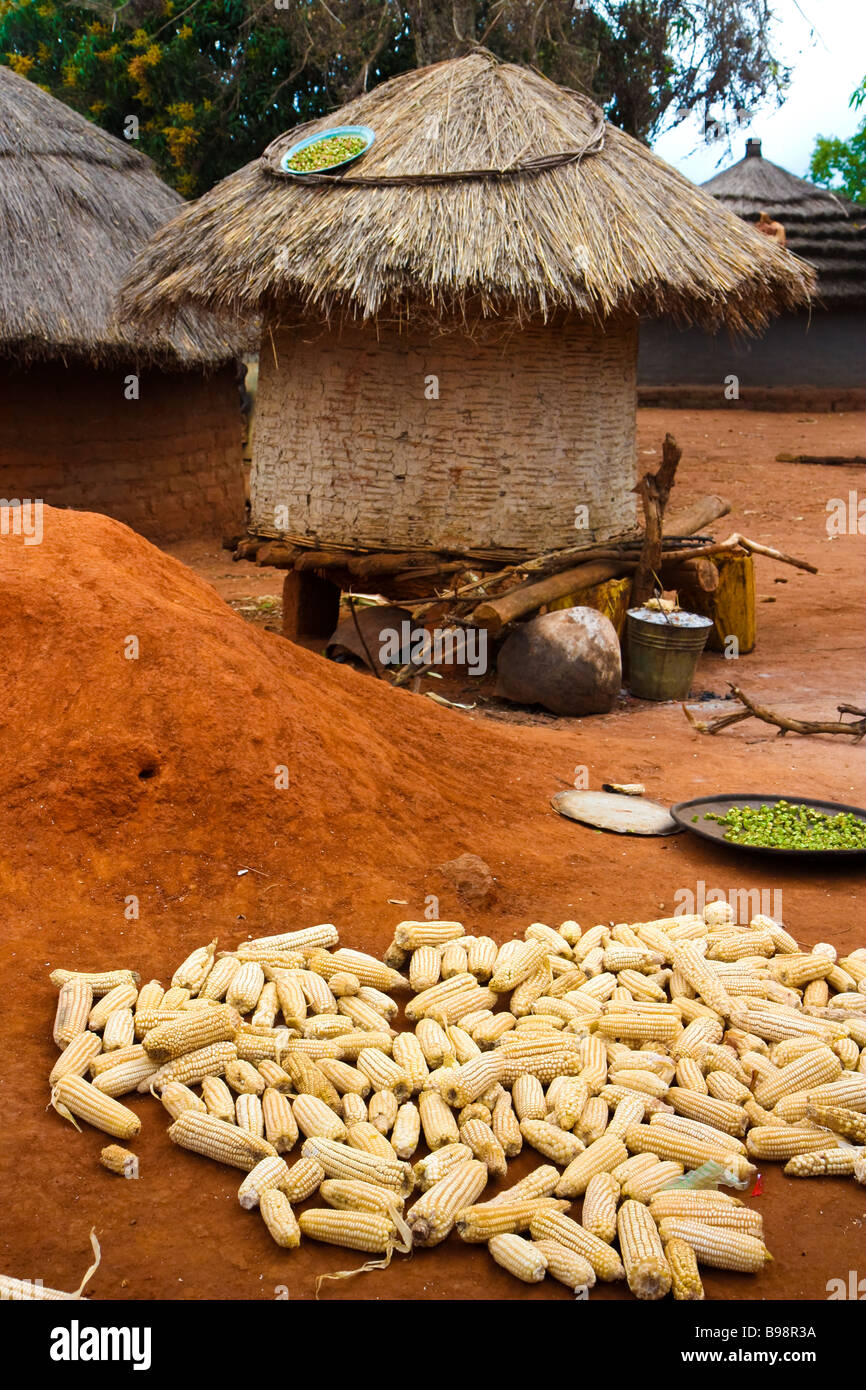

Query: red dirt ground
left=1, top=409, right=864, bottom=1302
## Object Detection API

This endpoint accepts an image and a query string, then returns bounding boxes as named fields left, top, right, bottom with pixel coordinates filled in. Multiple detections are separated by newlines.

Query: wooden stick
left=659, top=533, right=818, bottom=575
left=683, top=686, right=866, bottom=741
left=630, top=434, right=682, bottom=607
left=471, top=561, right=621, bottom=633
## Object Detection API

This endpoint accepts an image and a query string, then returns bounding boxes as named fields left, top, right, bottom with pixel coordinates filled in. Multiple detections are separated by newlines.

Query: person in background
left=756, top=210, right=787, bottom=247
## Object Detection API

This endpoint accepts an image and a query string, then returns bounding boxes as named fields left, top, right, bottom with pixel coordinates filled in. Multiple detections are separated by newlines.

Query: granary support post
left=281, top=569, right=341, bottom=641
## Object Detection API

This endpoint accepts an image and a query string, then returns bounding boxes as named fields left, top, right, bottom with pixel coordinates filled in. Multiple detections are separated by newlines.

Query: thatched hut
left=122, top=55, right=812, bottom=556
left=0, top=65, right=246, bottom=542
left=640, top=138, right=866, bottom=409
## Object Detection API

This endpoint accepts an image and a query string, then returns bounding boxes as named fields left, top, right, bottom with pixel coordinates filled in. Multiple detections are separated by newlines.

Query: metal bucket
left=626, top=609, right=713, bottom=701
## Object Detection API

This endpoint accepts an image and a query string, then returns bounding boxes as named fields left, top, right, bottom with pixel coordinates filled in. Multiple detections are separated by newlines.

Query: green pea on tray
left=706, top=799, right=866, bottom=850
left=286, top=134, right=367, bottom=173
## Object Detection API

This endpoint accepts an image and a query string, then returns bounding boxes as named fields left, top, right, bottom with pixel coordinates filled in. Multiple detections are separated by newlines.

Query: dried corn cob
left=342, top=1093, right=369, bottom=1127
left=202, top=1075, right=236, bottom=1124
left=235, top=1092, right=264, bottom=1137
left=262, top=1086, right=299, bottom=1153
left=657, top=1218, right=771, bottom=1272
left=533, top=1238, right=596, bottom=1294
left=99, top=1144, right=139, bottom=1179
left=53, top=979, right=93, bottom=1048
left=169, top=1115, right=276, bottom=1170
left=92, top=1051, right=158, bottom=1097
left=622, top=1160, right=686, bottom=1203
left=806, top=1102, right=866, bottom=1142
left=617, top=1199, right=672, bottom=1300
left=224, top=1058, right=266, bottom=1096
left=413, top=1143, right=474, bottom=1191
left=299, top=1208, right=396, bottom=1253
left=369, top=1089, right=399, bottom=1135
left=53, top=1076, right=141, bottom=1139
left=346, top=1121, right=396, bottom=1159
left=199, top=956, right=241, bottom=1002
left=391, top=1102, right=421, bottom=1159
left=406, top=1158, right=488, bottom=1246
left=456, top=1198, right=569, bottom=1241
left=315, top=1057, right=370, bottom=1098
left=460, top=1118, right=507, bottom=1176
left=529, top=1209, right=625, bottom=1282
left=159, top=1081, right=206, bottom=1120
left=488, top=1233, right=547, bottom=1283
left=143, top=1041, right=237, bottom=1091
left=665, top=1237, right=705, bottom=1300
left=302, top=1137, right=414, bottom=1196
left=391, top=1033, right=429, bottom=1094
left=783, top=1147, right=863, bottom=1177
left=49, top=1031, right=102, bottom=1085
left=171, top=939, right=217, bottom=993
left=143, top=1003, right=241, bottom=1062
left=51, top=968, right=139, bottom=996
left=556, top=1134, right=628, bottom=1197
left=581, top=1171, right=620, bottom=1243
left=519, top=1119, right=585, bottom=1166
left=238, top=1155, right=291, bottom=1209
left=281, top=1154, right=325, bottom=1201
left=746, top=1126, right=839, bottom=1160
left=260, top=1189, right=301, bottom=1248
left=292, top=1094, right=346, bottom=1143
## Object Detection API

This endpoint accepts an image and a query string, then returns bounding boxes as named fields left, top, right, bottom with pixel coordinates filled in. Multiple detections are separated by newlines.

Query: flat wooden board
left=551, top=789, right=680, bottom=836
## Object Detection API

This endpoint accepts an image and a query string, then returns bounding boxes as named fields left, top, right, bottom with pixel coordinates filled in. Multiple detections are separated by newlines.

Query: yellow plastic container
left=687, top=552, right=756, bottom=654
left=546, top=575, right=631, bottom=638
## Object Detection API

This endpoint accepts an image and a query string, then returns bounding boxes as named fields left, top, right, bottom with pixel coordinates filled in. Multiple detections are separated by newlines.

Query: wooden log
left=349, top=552, right=438, bottom=578
left=685, top=552, right=756, bottom=655
left=233, top=536, right=264, bottom=562
left=662, top=494, right=731, bottom=537
left=293, top=550, right=350, bottom=572
left=658, top=557, right=719, bottom=594
left=255, top=542, right=300, bottom=569
left=472, top=561, right=621, bottom=633
left=630, top=433, right=682, bottom=607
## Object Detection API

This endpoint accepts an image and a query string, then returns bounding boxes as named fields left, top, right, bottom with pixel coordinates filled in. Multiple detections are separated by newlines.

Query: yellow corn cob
left=161, top=987, right=192, bottom=1010
left=281, top=1154, right=325, bottom=1201
left=471, top=1014, right=516, bottom=1048
left=316, top=1058, right=372, bottom=1097
left=625, top=1124, right=755, bottom=1179
left=238, top=1155, right=291, bottom=1209
left=99, top=1144, right=139, bottom=1179
left=368, top=1089, right=399, bottom=1135
left=489, top=940, right=547, bottom=993
left=346, top=1121, right=396, bottom=1159
left=742, top=1005, right=847, bottom=1045
left=649, top=1195, right=763, bottom=1235
left=581, top=1172, right=620, bottom=1243
left=783, top=1148, right=862, bottom=1177
left=413, top=1143, right=474, bottom=1192
left=665, top=1236, right=705, bottom=1300
left=297, top=970, right=339, bottom=1015
left=143, top=1041, right=237, bottom=1091
left=356, top=986, right=395, bottom=1018
left=414, top=1017, right=454, bottom=1068
left=257, top=1058, right=293, bottom=1092
left=133, top=979, right=164, bottom=1014
left=355, top=1048, right=411, bottom=1101
left=617, top=970, right=668, bottom=1003
left=604, top=1093, right=647, bottom=1140
left=576, top=1095, right=609, bottom=1145
left=198, top=955, right=242, bottom=1002
left=611, top=1152, right=659, bottom=1184
left=705, top=1071, right=752, bottom=1106
left=224, top=960, right=265, bottom=1013
left=488, top=1233, right=548, bottom=1283
left=242, top=924, right=340, bottom=955
left=235, top=1092, right=264, bottom=1137
left=393, top=920, right=464, bottom=951
left=596, top=1012, right=682, bottom=1045
left=280, top=1053, right=341, bottom=1107
left=460, top=1118, right=507, bottom=1177
left=53, top=979, right=93, bottom=1048
left=134, top=1008, right=185, bottom=1039
left=301, top=1137, right=414, bottom=1196
left=271, top=970, right=306, bottom=1028
left=224, top=1058, right=266, bottom=1096
left=648, top=1114, right=747, bottom=1156
left=803, top=979, right=830, bottom=1008
left=555, top=1134, right=627, bottom=1197
left=833, top=1038, right=861, bottom=1070
left=455, top=1198, right=569, bottom=1242
left=418, top=1089, right=460, bottom=1149
left=512, top=1073, right=546, bottom=1121
left=519, top=1119, right=585, bottom=1166
left=260, top=1189, right=301, bottom=1248
left=510, top=966, right=555, bottom=1017
left=532, top=1238, right=596, bottom=1294
left=774, top=1076, right=866, bottom=1121
left=666, top=1087, right=748, bottom=1137
left=307, top=948, right=405, bottom=993
left=51, top=968, right=139, bottom=996
left=52, top=1075, right=141, bottom=1139
left=671, top=943, right=735, bottom=1017
left=328, top=971, right=361, bottom=999
left=771, top=953, right=834, bottom=989
left=464, top=936, right=498, bottom=982
left=806, top=1102, right=866, bottom=1142
left=143, top=1004, right=241, bottom=1062
left=299, top=1208, right=396, bottom=1253
left=647, top=1189, right=743, bottom=1215
left=441, top=942, right=469, bottom=980
left=755, top=1048, right=843, bottom=1108
left=746, top=1126, right=839, bottom=1160
left=168, top=1111, right=275, bottom=1169
left=657, top=1218, right=771, bottom=1272
left=49, top=1031, right=102, bottom=1085
left=617, top=1199, right=672, bottom=1300
left=672, top=1017, right=724, bottom=1060
left=391, top=1033, right=429, bottom=1094
left=292, top=1094, right=346, bottom=1143
left=447, top=1025, right=482, bottom=1063
left=171, top=939, right=217, bottom=993
left=92, top=1052, right=158, bottom=1097
left=320, top=1179, right=405, bottom=1216
left=608, top=1068, right=670, bottom=1100
left=262, top=1086, right=299, bottom=1152
left=202, top=1075, right=236, bottom=1124
left=391, top=1102, right=421, bottom=1160
left=406, top=1157, right=488, bottom=1246
left=483, top=1166, right=561, bottom=1208
left=159, top=1081, right=206, bottom=1120
left=336, top=998, right=386, bottom=1032
left=342, top=1093, right=369, bottom=1127
left=529, top=1209, right=625, bottom=1282
left=622, top=1160, right=685, bottom=1202
left=490, top=1092, right=522, bottom=1157
left=102, top=1008, right=135, bottom=1052
left=498, top=1044, right=583, bottom=1084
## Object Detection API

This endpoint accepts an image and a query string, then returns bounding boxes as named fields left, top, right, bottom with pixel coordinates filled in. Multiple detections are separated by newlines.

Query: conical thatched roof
left=0, top=65, right=242, bottom=367
left=703, top=139, right=866, bottom=308
left=121, top=53, right=814, bottom=335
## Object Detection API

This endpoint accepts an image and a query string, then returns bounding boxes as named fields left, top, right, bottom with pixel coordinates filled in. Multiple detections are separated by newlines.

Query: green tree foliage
left=0, top=0, right=788, bottom=195
left=810, top=78, right=866, bottom=205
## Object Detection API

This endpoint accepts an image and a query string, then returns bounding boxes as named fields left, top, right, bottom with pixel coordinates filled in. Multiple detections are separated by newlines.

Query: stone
left=496, top=607, right=621, bottom=716
left=438, top=853, right=497, bottom=908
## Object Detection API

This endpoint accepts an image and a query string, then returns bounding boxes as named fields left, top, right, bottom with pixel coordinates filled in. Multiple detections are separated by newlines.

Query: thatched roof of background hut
left=0, top=65, right=241, bottom=368
left=122, top=52, right=814, bottom=336
left=703, top=138, right=866, bottom=308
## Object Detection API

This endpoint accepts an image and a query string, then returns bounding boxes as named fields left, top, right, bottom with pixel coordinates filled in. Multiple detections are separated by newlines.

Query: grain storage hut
left=0, top=65, right=246, bottom=542
left=640, top=138, right=866, bottom=408
left=122, top=54, right=813, bottom=556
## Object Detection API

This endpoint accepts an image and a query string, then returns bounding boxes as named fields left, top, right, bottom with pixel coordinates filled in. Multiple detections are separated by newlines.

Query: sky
left=652, top=0, right=865, bottom=185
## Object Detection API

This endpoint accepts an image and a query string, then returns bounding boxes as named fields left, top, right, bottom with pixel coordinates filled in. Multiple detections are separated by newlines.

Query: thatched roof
left=0, top=65, right=242, bottom=368
left=703, top=139, right=866, bottom=308
left=121, top=53, right=814, bottom=336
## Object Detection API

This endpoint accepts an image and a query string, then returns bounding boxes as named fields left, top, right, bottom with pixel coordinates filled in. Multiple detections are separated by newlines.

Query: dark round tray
left=670, top=793, right=866, bottom=861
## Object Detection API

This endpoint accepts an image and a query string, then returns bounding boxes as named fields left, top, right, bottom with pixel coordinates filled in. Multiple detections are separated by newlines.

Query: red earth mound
left=0, top=505, right=863, bottom=1301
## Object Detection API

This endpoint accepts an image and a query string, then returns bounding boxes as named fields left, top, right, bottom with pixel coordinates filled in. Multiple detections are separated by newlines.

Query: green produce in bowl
left=705, top=799, right=866, bottom=850
left=286, top=134, right=367, bottom=173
